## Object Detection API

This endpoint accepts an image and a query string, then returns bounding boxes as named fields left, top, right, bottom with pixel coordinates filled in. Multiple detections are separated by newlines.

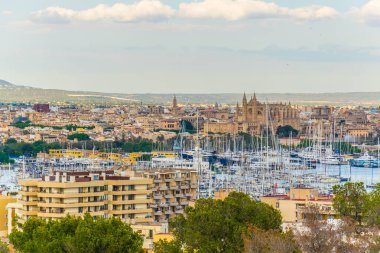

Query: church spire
left=172, top=94, right=178, bottom=109
left=235, top=102, right=240, bottom=118
left=253, top=92, right=257, bottom=102
left=243, top=92, right=247, bottom=106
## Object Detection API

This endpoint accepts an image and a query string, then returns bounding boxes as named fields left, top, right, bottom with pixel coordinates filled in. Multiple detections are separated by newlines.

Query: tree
left=332, top=182, right=368, bottom=224
left=5, top=138, right=17, bottom=144
left=170, top=192, right=282, bottom=253
left=67, top=133, right=90, bottom=141
left=180, top=120, right=195, bottom=131
left=244, top=226, right=300, bottom=253
left=276, top=125, right=299, bottom=138
left=153, top=239, right=182, bottom=253
left=294, top=205, right=370, bottom=253
left=366, top=183, right=380, bottom=228
left=0, top=153, right=14, bottom=164
left=0, top=241, right=9, bottom=253
left=9, top=214, right=144, bottom=253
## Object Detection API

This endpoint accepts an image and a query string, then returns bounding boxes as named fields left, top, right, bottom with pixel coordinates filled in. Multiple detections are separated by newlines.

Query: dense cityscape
left=0, top=93, right=376, bottom=252
left=3, top=0, right=380, bottom=252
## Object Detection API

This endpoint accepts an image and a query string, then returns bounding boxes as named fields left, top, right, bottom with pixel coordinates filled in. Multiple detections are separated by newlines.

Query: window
left=149, top=230, right=153, bottom=239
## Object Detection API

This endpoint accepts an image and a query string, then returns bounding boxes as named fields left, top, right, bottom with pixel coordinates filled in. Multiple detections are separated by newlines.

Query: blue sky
left=1, top=0, right=380, bottom=93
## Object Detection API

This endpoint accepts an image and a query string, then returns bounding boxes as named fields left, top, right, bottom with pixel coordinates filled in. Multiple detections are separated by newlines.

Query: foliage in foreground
left=9, top=214, right=143, bottom=253
left=333, top=182, right=380, bottom=227
left=154, top=239, right=182, bottom=253
left=294, top=205, right=379, bottom=253
left=0, top=241, right=9, bottom=253
left=167, top=192, right=285, bottom=253
left=244, top=226, right=300, bottom=253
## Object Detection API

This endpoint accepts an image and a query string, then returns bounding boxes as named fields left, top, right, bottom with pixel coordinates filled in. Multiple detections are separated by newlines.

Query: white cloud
left=30, top=0, right=339, bottom=25
left=349, top=0, right=380, bottom=25
left=2, top=10, right=13, bottom=16
left=30, top=1, right=175, bottom=24
left=179, top=0, right=338, bottom=21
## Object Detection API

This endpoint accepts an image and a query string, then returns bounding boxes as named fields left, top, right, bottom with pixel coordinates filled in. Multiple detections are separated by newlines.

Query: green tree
left=276, top=125, right=299, bottom=138
left=366, top=183, right=380, bottom=227
left=154, top=239, right=182, bottom=253
left=67, top=133, right=90, bottom=141
left=0, top=241, right=9, bottom=253
left=180, top=120, right=195, bottom=131
left=333, top=182, right=369, bottom=224
left=170, top=192, right=282, bottom=253
left=5, top=138, right=17, bottom=144
left=9, top=214, right=144, bottom=253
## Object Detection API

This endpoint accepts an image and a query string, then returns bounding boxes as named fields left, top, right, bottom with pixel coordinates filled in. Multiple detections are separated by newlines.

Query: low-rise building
left=261, top=187, right=335, bottom=223
left=0, top=195, right=17, bottom=237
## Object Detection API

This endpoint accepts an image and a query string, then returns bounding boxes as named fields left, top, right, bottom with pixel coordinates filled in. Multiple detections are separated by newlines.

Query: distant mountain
left=0, top=79, right=380, bottom=106
left=0, top=79, right=17, bottom=88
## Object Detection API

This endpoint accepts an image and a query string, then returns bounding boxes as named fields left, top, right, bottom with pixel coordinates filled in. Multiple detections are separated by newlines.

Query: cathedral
left=234, top=93, right=300, bottom=135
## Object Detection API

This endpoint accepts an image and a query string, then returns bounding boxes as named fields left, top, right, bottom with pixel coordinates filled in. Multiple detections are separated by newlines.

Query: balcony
left=150, top=204, right=158, bottom=208
left=180, top=201, right=189, bottom=205
left=154, top=211, right=163, bottom=216
left=175, top=177, right=183, bottom=182
left=175, top=194, right=184, bottom=198
left=186, top=193, right=193, bottom=197
left=170, top=186, right=179, bottom=190
left=154, top=179, right=161, bottom=183
left=160, top=186, right=168, bottom=191
left=160, top=203, right=168, bottom=208
left=181, top=186, right=189, bottom=190
left=191, top=184, right=197, bottom=189
left=153, top=195, right=161, bottom=200
left=175, top=209, right=184, bottom=214
left=164, top=179, right=172, bottom=183
left=165, top=194, right=173, bottom=199
left=170, top=202, right=179, bottom=206
left=165, top=210, right=173, bottom=215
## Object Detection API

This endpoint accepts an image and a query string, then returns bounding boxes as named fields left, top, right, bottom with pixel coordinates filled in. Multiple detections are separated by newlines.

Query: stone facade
left=234, top=93, right=300, bottom=135
left=205, top=94, right=300, bottom=135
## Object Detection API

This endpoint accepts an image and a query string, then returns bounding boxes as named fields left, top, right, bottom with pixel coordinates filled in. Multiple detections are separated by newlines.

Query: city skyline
left=2, top=0, right=380, bottom=93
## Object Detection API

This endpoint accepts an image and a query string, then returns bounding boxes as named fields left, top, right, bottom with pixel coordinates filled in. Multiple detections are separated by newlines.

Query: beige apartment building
left=261, top=187, right=335, bottom=223
left=17, top=171, right=153, bottom=225
left=128, top=169, right=197, bottom=223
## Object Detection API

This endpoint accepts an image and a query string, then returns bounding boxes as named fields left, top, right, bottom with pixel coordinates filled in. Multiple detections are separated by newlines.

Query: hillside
left=0, top=79, right=379, bottom=106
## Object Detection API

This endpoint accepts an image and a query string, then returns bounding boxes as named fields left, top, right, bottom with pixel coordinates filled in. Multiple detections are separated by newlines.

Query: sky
left=1, top=0, right=380, bottom=94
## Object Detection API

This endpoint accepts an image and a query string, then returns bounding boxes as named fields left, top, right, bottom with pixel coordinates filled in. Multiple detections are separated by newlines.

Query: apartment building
left=261, top=187, right=335, bottom=223
left=17, top=171, right=153, bottom=225
left=129, top=169, right=197, bottom=223
left=0, top=196, right=17, bottom=237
